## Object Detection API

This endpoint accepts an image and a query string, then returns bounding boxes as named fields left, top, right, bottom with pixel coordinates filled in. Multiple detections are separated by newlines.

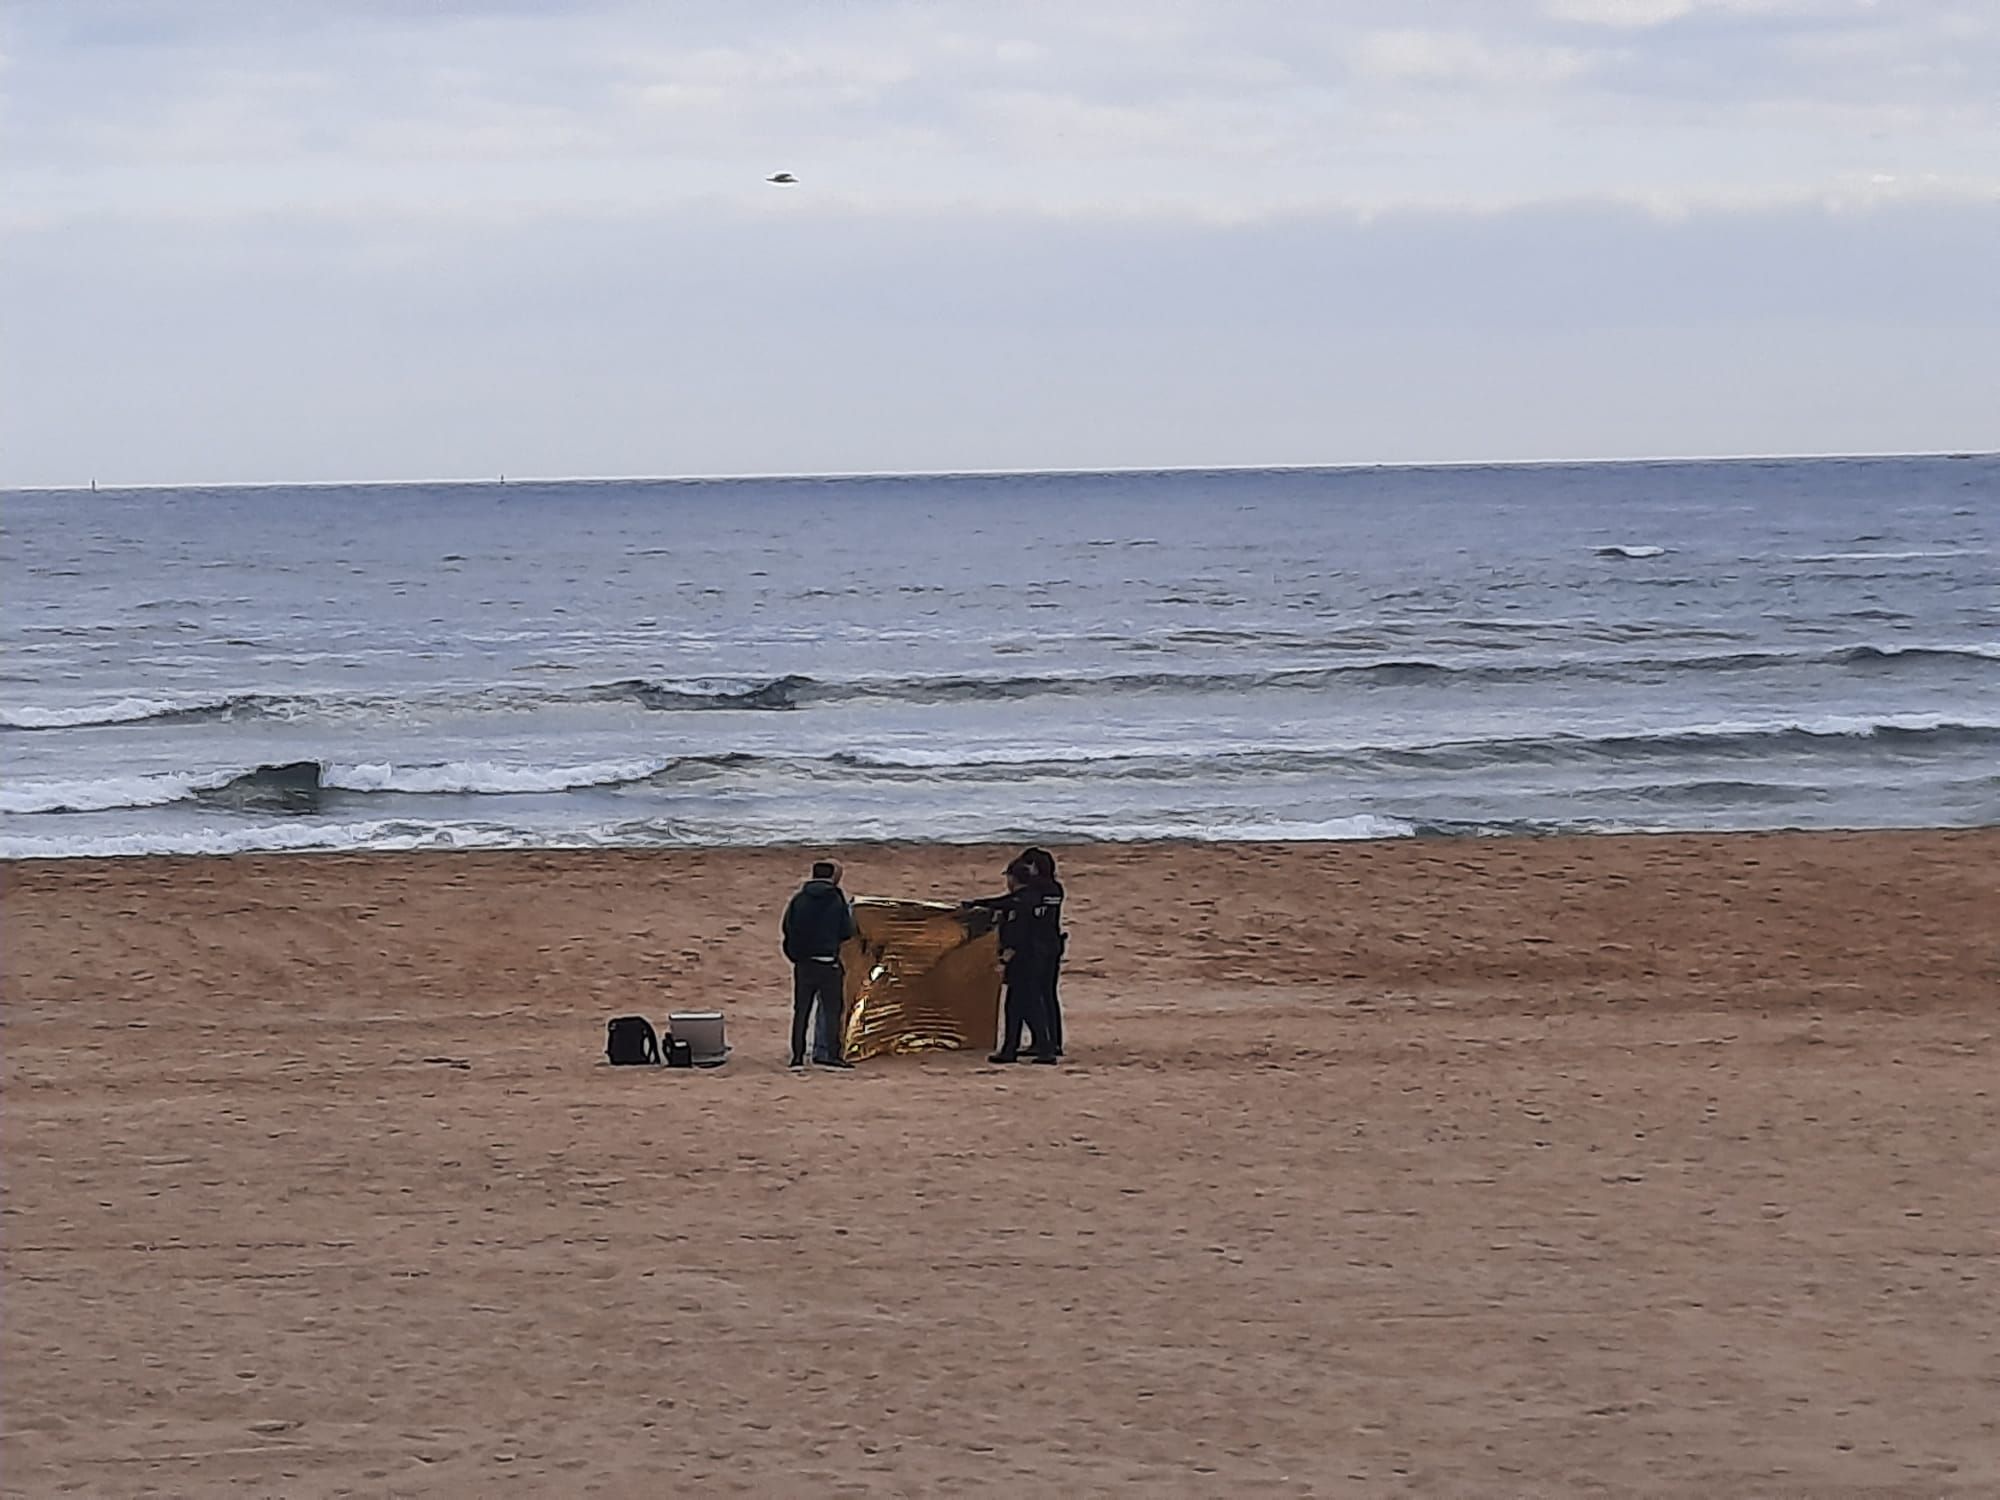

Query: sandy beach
left=3, top=830, right=1997, bottom=1496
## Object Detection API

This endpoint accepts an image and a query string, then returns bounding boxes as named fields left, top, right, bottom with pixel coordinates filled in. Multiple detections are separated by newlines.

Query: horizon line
left=5, top=446, right=1993, bottom=494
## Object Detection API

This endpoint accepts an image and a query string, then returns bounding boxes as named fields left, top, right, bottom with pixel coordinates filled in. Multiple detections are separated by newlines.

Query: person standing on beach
left=963, top=856, right=1064, bottom=1065
left=1019, top=847, right=1066, bottom=1057
left=782, top=859, right=856, bottom=1069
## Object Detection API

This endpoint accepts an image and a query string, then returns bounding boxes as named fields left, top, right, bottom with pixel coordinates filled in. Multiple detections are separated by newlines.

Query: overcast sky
left=2, top=0, right=1996, bottom=486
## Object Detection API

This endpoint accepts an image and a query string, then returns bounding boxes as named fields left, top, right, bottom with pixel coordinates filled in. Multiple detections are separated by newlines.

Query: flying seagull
left=767, top=172, right=797, bottom=185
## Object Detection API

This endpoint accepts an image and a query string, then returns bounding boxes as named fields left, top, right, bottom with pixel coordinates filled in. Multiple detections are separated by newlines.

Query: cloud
left=1350, top=28, right=1593, bottom=86
left=2, top=2, right=1995, bottom=481
left=1539, top=0, right=1884, bottom=26
left=5, top=0, right=1996, bottom=231
left=1543, top=0, right=1723, bottom=26
left=3, top=194, right=1994, bottom=485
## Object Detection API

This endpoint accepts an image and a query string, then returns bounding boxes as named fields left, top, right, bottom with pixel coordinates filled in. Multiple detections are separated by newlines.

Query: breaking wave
left=829, top=714, right=2000, bottom=780
left=325, top=757, right=675, bottom=795
left=8, top=712, right=1994, bottom=819
left=0, top=773, right=206, bottom=815
left=576, top=645, right=2000, bottom=709
left=8, top=643, right=1998, bottom=733
left=0, top=811, right=1425, bottom=862
left=1833, top=643, right=2000, bottom=666
left=0, top=755, right=746, bottom=815
left=0, top=696, right=248, bottom=730
left=585, top=676, right=816, bottom=711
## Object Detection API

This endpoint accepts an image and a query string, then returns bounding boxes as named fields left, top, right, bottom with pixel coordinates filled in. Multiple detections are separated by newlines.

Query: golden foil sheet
left=839, top=898, right=1001, bottom=1061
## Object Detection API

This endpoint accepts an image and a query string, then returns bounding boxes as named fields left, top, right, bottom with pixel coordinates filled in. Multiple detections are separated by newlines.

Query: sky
left=2, top=0, right=1996, bottom=486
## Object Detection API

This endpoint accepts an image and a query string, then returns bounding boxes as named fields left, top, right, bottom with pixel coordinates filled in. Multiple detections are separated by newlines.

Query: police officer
left=964, top=855, right=1064, bottom=1065
left=1018, top=847, right=1065, bottom=1056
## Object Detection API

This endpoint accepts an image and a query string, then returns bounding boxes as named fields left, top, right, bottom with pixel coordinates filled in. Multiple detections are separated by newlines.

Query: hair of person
left=1020, top=847, right=1056, bottom=878
left=811, top=860, right=838, bottom=880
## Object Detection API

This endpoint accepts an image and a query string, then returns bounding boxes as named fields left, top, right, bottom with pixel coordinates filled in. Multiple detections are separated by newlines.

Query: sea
left=3, top=455, right=1996, bottom=860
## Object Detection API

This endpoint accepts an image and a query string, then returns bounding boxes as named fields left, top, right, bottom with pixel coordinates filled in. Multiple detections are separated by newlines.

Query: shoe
left=789, top=1056, right=806, bottom=1069
left=818, top=1056, right=855, bottom=1069
left=987, top=1052, right=1019, bottom=1065
left=1032, top=1054, right=1060, bottom=1065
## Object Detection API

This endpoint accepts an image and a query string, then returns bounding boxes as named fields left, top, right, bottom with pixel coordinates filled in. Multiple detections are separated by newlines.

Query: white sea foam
left=1655, top=711, right=2000, bottom=740
left=0, top=809, right=1426, bottom=860
left=1596, top=544, right=1668, bottom=559
left=1087, top=814, right=1417, bottom=842
left=1854, top=642, right=2000, bottom=662
left=834, top=743, right=1118, bottom=770
left=0, top=773, right=204, bottom=815
left=1797, top=549, right=1982, bottom=562
left=323, top=757, right=671, bottom=795
left=0, top=697, right=222, bottom=730
left=0, top=819, right=628, bottom=862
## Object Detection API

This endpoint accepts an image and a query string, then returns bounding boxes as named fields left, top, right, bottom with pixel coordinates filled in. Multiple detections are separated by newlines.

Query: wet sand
left=3, top=831, right=1997, bottom=1496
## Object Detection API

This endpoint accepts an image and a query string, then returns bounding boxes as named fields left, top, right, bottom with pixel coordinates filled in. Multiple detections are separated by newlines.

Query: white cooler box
left=667, top=1011, right=729, bottom=1067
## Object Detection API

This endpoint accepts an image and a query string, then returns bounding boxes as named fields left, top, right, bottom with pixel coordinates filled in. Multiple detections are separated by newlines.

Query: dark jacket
left=966, top=876, right=1064, bottom=970
left=783, top=880, right=855, bottom=964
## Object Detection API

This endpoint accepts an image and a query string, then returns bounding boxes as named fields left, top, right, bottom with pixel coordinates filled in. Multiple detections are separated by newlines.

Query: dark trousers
left=998, top=960, right=1057, bottom=1060
left=792, top=962, right=844, bottom=1063
left=1040, top=952, right=1072, bottom=1056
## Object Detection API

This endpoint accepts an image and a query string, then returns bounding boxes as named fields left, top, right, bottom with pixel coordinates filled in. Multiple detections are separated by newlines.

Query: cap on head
left=811, top=859, right=839, bottom=882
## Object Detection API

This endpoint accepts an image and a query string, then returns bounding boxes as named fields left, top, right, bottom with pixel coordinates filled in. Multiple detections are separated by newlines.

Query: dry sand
left=3, top=831, right=1997, bottom=1496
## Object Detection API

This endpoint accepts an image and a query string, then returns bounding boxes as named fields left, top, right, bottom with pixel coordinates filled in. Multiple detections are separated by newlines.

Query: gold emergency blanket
left=838, top=898, right=1001, bottom=1062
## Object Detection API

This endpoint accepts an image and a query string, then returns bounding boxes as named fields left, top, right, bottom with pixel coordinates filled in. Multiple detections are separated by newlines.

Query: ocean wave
left=1796, top=549, right=1983, bottom=563
left=586, top=675, right=815, bottom=711
left=562, top=643, right=1983, bottom=710
left=1595, top=544, right=1668, bottom=559
left=1064, top=814, right=1417, bottom=842
left=6, top=712, right=1992, bottom=821
left=586, top=647, right=2000, bottom=710
left=10, top=643, right=1995, bottom=734
left=1833, top=643, right=2000, bottom=666
left=0, top=811, right=1418, bottom=861
left=1615, top=779, right=1832, bottom=807
left=0, top=772, right=205, bottom=815
left=0, top=691, right=406, bottom=731
left=0, top=755, right=743, bottom=816
left=1398, top=714, right=2000, bottom=770
left=0, top=696, right=244, bottom=730
left=325, top=757, right=675, bottom=795
left=834, top=714, right=2000, bottom=780
left=0, top=818, right=591, bottom=862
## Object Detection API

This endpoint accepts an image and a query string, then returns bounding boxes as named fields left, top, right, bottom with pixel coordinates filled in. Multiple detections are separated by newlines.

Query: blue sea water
left=2, top=455, right=1996, bottom=859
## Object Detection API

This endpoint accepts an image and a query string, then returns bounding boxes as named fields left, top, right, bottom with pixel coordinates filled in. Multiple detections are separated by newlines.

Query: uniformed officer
left=963, top=856, right=1064, bottom=1065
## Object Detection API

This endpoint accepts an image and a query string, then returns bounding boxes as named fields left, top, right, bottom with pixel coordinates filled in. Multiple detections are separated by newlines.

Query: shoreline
left=5, top=818, right=1995, bottom=870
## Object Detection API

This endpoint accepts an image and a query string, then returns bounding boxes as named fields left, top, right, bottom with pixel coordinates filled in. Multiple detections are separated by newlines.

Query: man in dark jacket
left=782, top=859, right=856, bottom=1068
left=963, top=856, right=1064, bottom=1065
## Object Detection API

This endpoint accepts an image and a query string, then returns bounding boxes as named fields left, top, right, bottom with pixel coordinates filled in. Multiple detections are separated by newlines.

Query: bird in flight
left=767, top=172, right=797, bottom=185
